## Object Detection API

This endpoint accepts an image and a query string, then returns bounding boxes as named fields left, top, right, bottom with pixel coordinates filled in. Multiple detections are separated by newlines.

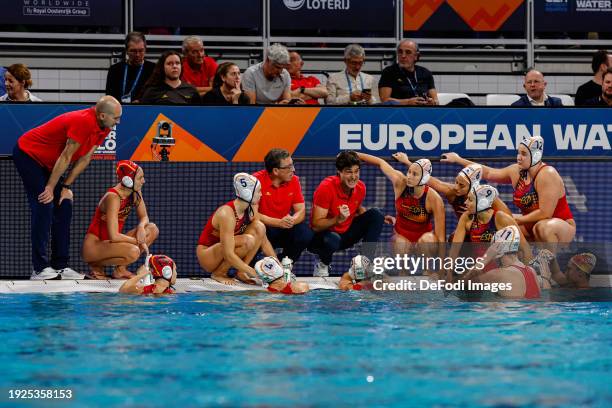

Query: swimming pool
left=1, top=291, right=610, bottom=407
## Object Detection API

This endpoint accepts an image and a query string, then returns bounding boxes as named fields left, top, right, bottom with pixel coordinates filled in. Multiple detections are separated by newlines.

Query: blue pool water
left=1, top=291, right=611, bottom=407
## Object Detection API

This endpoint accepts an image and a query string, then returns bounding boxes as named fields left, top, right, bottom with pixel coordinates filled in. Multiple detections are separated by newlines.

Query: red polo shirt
left=18, top=107, right=111, bottom=171
left=291, top=75, right=321, bottom=105
left=181, top=57, right=218, bottom=88
left=311, top=175, right=366, bottom=234
left=253, top=169, right=305, bottom=219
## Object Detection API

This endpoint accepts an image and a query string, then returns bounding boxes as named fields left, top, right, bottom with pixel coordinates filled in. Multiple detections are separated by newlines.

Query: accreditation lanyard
left=122, top=63, right=144, bottom=99
left=403, top=68, right=419, bottom=96
left=345, top=70, right=365, bottom=94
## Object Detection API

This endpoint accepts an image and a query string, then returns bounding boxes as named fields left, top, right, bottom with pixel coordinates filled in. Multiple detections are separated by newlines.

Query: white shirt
left=326, top=70, right=377, bottom=105
left=0, top=90, right=43, bottom=102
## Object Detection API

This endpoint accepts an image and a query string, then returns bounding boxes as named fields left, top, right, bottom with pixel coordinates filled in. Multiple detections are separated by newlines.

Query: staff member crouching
left=254, top=256, right=309, bottom=294
left=339, top=255, right=374, bottom=291
left=82, top=160, right=158, bottom=279
left=119, top=254, right=177, bottom=294
left=462, top=226, right=541, bottom=299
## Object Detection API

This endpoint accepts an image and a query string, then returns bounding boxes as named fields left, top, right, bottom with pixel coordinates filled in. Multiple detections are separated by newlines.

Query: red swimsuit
left=268, top=282, right=296, bottom=294
left=142, top=284, right=174, bottom=294
left=86, top=188, right=139, bottom=240
left=394, top=186, right=433, bottom=243
left=198, top=200, right=249, bottom=247
left=509, top=264, right=541, bottom=299
left=469, top=210, right=498, bottom=272
left=513, top=165, right=573, bottom=234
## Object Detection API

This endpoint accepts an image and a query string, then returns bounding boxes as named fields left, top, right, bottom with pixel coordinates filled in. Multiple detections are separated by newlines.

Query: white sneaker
left=58, top=267, right=85, bottom=280
left=31, top=267, right=60, bottom=280
left=313, top=261, right=330, bottom=277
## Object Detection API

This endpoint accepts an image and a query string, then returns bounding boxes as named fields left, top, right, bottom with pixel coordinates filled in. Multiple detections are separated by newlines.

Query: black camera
left=151, top=121, right=176, bottom=161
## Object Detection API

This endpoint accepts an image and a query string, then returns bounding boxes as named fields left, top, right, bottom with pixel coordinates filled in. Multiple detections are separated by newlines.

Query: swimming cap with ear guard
left=473, top=184, right=498, bottom=213
left=147, top=254, right=175, bottom=281
left=348, top=255, right=371, bottom=282
left=255, top=257, right=284, bottom=287
left=520, top=136, right=544, bottom=167
left=116, top=160, right=140, bottom=188
left=233, top=173, right=259, bottom=203
left=459, top=164, right=482, bottom=191
left=569, top=253, right=596, bottom=275
left=492, top=225, right=521, bottom=258
left=413, top=158, right=432, bottom=186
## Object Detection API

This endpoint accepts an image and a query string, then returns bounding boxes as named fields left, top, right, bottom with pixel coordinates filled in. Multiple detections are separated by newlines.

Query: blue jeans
left=309, top=208, right=384, bottom=265
left=13, top=145, right=72, bottom=272
left=266, top=222, right=314, bottom=263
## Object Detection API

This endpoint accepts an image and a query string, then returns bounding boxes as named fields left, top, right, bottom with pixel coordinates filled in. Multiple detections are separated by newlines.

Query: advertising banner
left=0, top=0, right=123, bottom=26
left=536, top=0, right=612, bottom=33
left=271, top=0, right=395, bottom=36
left=133, top=0, right=261, bottom=29
left=1, top=105, right=610, bottom=161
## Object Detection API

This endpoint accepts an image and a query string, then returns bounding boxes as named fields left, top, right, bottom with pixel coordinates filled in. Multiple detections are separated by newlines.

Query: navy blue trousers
left=309, top=208, right=384, bottom=265
left=13, top=145, right=72, bottom=272
left=266, top=222, right=314, bottom=263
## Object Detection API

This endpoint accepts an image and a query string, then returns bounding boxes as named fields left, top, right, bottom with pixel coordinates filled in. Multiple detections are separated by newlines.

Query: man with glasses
left=511, top=69, right=562, bottom=107
left=309, top=151, right=384, bottom=277
left=326, top=44, right=377, bottom=105
left=253, top=148, right=313, bottom=264
left=379, top=40, right=437, bottom=106
left=242, top=43, right=292, bottom=104
left=105, top=32, right=155, bottom=103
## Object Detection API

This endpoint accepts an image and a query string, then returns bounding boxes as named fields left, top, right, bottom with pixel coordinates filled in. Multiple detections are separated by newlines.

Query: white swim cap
left=473, top=184, right=498, bottom=213
left=255, top=257, right=284, bottom=287
left=459, top=164, right=482, bottom=191
left=520, top=136, right=544, bottom=167
left=348, top=255, right=371, bottom=282
left=413, top=158, right=432, bottom=186
left=233, top=173, right=259, bottom=203
left=492, top=225, right=521, bottom=258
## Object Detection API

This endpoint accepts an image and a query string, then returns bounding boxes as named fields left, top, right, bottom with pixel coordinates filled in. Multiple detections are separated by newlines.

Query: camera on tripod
left=151, top=121, right=176, bottom=161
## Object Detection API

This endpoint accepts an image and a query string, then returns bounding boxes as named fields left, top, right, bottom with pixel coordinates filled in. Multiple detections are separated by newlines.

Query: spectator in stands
left=309, top=151, right=384, bottom=277
left=0, top=63, right=42, bottom=102
left=181, top=36, right=218, bottom=97
left=326, top=44, right=377, bottom=105
left=511, top=69, right=562, bottom=107
left=378, top=40, right=437, bottom=106
left=140, top=51, right=200, bottom=105
left=242, top=43, right=292, bottom=104
left=201, top=62, right=250, bottom=105
left=0, top=66, right=6, bottom=95
left=13, top=96, right=122, bottom=280
left=584, top=67, right=612, bottom=107
left=575, top=50, right=611, bottom=106
left=287, top=51, right=328, bottom=105
left=105, top=32, right=155, bottom=103
left=253, top=148, right=314, bottom=264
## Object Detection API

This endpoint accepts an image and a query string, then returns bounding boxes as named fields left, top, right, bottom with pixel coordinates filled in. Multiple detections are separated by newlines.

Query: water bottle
left=281, top=257, right=293, bottom=283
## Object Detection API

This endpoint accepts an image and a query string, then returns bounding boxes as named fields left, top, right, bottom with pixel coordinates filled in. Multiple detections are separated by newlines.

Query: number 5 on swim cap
left=233, top=173, right=259, bottom=202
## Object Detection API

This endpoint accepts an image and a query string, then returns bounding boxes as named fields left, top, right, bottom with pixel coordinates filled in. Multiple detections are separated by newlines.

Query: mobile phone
left=362, top=89, right=372, bottom=94
left=288, top=98, right=301, bottom=105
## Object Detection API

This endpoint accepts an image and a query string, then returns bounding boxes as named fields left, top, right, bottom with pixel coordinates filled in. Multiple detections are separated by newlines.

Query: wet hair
left=591, top=49, right=610, bottom=74
left=212, top=62, right=239, bottom=89
left=125, top=31, right=146, bottom=48
left=267, top=43, right=290, bottom=65
left=344, top=43, right=365, bottom=59
left=144, top=50, right=182, bottom=88
left=6, top=63, right=33, bottom=89
left=264, top=148, right=291, bottom=173
left=336, top=151, right=360, bottom=171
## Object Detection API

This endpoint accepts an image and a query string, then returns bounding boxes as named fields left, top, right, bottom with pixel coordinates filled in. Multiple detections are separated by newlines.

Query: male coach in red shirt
left=13, top=95, right=122, bottom=280
left=253, top=148, right=314, bottom=264
left=309, top=151, right=384, bottom=277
